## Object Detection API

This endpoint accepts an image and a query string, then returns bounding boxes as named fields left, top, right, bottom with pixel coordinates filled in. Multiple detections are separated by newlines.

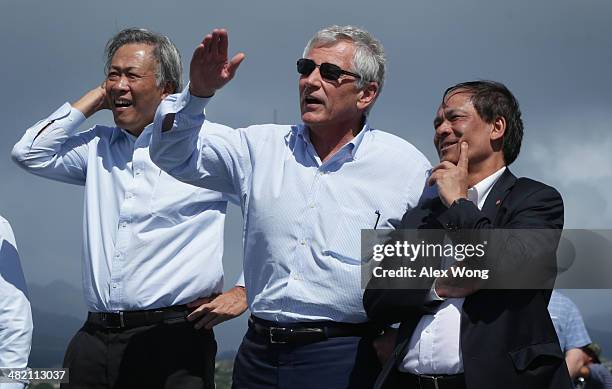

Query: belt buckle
left=418, top=375, right=440, bottom=389
left=102, top=312, right=125, bottom=329
left=269, top=327, right=289, bottom=344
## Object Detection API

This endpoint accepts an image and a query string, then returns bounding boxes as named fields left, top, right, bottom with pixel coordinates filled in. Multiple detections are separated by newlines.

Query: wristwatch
left=451, top=197, right=471, bottom=207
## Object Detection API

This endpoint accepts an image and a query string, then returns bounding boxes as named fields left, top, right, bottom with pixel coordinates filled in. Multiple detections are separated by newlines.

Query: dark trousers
left=232, top=327, right=381, bottom=389
left=61, top=321, right=216, bottom=389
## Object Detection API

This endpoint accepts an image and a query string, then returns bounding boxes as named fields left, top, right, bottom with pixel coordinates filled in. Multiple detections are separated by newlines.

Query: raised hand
left=72, top=83, right=110, bottom=118
left=428, top=142, right=469, bottom=207
left=189, top=29, right=245, bottom=98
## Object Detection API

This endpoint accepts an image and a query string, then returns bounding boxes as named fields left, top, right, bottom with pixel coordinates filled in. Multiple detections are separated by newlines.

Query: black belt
left=248, top=315, right=382, bottom=345
left=397, top=372, right=466, bottom=389
left=87, top=305, right=191, bottom=329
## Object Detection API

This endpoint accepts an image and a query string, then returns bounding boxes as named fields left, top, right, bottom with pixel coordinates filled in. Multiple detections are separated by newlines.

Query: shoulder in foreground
left=203, top=121, right=293, bottom=137
left=237, top=122, right=296, bottom=142
left=515, top=176, right=563, bottom=201
left=368, top=129, right=430, bottom=164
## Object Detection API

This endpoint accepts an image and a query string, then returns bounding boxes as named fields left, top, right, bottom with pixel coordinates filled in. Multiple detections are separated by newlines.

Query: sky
left=1, top=0, right=611, bottom=355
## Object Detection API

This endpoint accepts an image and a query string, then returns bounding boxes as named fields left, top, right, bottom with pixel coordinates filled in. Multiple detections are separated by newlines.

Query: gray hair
left=303, top=25, right=386, bottom=104
left=104, top=28, right=182, bottom=93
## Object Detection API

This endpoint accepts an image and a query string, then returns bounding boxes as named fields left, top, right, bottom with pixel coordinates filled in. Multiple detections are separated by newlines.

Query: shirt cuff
left=158, top=84, right=211, bottom=119
left=426, top=278, right=446, bottom=303
left=235, top=272, right=245, bottom=287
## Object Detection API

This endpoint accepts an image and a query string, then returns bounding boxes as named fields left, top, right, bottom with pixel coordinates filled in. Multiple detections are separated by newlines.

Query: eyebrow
left=108, top=65, right=142, bottom=72
left=433, top=108, right=467, bottom=127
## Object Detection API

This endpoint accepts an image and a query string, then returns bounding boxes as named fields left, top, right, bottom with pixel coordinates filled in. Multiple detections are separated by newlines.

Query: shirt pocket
left=322, top=206, right=375, bottom=266
left=508, top=341, right=564, bottom=372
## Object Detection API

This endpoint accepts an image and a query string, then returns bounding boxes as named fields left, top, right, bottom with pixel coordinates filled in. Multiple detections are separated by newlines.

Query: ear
left=160, top=82, right=175, bottom=99
left=490, top=116, right=506, bottom=141
left=356, top=81, right=379, bottom=111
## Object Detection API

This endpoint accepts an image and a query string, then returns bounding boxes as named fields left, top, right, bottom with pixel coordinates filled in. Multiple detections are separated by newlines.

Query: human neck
left=308, top=118, right=364, bottom=163
left=467, top=157, right=506, bottom=188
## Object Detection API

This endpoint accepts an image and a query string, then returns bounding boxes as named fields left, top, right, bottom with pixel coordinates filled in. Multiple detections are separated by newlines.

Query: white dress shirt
left=12, top=101, right=236, bottom=312
left=0, top=216, right=32, bottom=389
left=149, top=87, right=432, bottom=323
left=401, top=166, right=506, bottom=374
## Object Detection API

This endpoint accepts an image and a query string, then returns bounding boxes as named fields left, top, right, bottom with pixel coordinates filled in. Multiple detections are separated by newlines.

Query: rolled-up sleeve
left=149, top=85, right=250, bottom=197
left=11, top=103, right=89, bottom=185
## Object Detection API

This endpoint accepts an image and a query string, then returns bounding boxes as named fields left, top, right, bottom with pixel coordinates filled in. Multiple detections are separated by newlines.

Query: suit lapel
left=480, top=169, right=517, bottom=224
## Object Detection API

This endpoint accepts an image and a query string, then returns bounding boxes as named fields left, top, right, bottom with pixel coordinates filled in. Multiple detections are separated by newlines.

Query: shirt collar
left=110, top=126, right=146, bottom=145
left=467, top=166, right=507, bottom=210
left=296, top=122, right=371, bottom=161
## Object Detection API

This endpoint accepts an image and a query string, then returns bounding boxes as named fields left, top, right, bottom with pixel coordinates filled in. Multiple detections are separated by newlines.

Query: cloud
left=519, top=114, right=612, bottom=228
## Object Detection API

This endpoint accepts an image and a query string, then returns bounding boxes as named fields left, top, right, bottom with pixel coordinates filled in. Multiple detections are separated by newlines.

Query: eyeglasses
left=296, top=58, right=361, bottom=81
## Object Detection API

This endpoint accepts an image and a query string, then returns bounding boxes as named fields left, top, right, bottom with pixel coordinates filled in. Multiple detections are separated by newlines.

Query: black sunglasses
left=296, top=58, right=361, bottom=81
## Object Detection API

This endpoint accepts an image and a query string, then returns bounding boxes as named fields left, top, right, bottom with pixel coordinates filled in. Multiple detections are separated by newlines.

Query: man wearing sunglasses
left=150, top=25, right=431, bottom=389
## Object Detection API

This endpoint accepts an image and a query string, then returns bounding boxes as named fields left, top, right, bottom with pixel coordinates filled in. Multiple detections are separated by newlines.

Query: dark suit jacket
left=363, top=169, right=572, bottom=389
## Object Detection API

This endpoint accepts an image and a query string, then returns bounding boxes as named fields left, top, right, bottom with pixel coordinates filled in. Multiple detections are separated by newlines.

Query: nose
left=112, top=74, right=130, bottom=92
left=303, top=67, right=322, bottom=88
left=434, top=120, right=452, bottom=144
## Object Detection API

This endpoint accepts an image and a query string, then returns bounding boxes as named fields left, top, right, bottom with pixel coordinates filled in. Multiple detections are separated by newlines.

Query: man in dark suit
left=364, top=80, right=572, bottom=389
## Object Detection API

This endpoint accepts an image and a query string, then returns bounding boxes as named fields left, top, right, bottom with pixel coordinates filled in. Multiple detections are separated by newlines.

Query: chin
left=439, top=152, right=459, bottom=164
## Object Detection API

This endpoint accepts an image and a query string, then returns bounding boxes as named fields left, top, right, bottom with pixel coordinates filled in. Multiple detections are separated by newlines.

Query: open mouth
left=114, top=99, right=133, bottom=109
left=303, top=95, right=323, bottom=106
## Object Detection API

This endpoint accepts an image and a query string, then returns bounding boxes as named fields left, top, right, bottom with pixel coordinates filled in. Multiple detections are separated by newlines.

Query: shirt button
left=114, top=252, right=121, bottom=258
left=126, top=192, right=133, bottom=199
left=120, top=222, right=127, bottom=228
left=135, top=170, right=142, bottom=176
left=308, top=203, right=315, bottom=208
left=112, top=283, right=118, bottom=289
left=300, top=240, right=306, bottom=246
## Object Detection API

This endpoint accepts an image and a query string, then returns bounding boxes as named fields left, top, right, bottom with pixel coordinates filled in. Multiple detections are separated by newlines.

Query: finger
left=186, top=303, right=213, bottom=321
left=203, top=34, right=213, bottom=54
left=427, top=173, right=437, bottom=187
left=430, top=162, right=452, bottom=173
left=209, top=29, right=221, bottom=57
left=186, top=307, right=207, bottom=322
left=227, top=53, right=245, bottom=78
left=204, top=316, right=227, bottom=330
left=192, top=43, right=206, bottom=62
left=194, top=311, right=217, bottom=329
left=458, top=142, right=469, bottom=171
left=217, top=29, right=228, bottom=58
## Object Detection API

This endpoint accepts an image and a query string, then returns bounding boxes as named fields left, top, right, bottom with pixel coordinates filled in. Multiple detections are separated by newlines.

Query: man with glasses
left=149, top=26, right=431, bottom=388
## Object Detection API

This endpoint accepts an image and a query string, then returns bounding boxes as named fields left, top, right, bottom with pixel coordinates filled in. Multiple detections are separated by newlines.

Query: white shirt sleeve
left=11, top=103, right=89, bottom=185
left=149, top=85, right=249, bottom=197
left=0, top=217, right=32, bottom=389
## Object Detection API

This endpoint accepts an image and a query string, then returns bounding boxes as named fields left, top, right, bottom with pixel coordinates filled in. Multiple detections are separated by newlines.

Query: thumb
left=226, top=52, right=245, bottom=79
left=458, top=142, right=469, bottom=171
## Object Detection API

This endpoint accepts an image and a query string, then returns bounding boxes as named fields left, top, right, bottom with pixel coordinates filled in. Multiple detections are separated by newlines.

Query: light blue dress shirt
left=548, top=290, right=591, bottom=352
left=0, top=216, right=32, bottom=389
left=12, top=102, right=234, bottom=312
left=150, top=88, right=432, bottom=323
